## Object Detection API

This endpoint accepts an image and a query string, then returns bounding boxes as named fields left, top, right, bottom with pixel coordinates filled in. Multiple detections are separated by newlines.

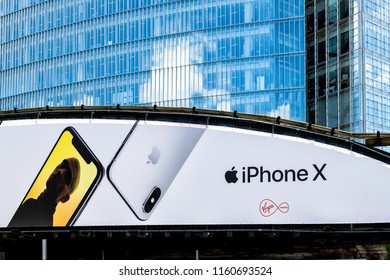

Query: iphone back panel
left=107, top=120, right=205, bottom=220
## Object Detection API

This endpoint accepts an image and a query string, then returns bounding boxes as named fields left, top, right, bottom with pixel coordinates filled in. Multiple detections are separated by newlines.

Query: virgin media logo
left=260, top=199, right=289, bottom=217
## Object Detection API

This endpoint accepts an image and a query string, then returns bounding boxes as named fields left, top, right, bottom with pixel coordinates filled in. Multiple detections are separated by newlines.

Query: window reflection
left=0, top=0, right=305, bottom=122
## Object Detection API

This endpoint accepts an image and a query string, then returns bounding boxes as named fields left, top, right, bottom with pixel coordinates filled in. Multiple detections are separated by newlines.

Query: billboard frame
left=1, top=106, right=390, bottom=234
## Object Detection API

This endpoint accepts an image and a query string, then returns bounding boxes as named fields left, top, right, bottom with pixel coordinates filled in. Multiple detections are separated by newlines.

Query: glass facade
left=306, top=0, right=390, bottom=133
left=0, top=0, right=305, bottom=121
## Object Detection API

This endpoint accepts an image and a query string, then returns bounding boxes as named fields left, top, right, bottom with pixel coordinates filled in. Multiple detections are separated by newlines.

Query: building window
left=317, top=10, right=325, bottom=30
left=328, top=0, right=337, bottom=25
left=318, top=73, right=326, bottom=97
left=328, top=36, right=337, bottom=58
left=340, top=31, right=349, bottom=54
left=341, top=65, right=350, bottom=89
left=318, top=40, right=326, bottom=63
left=340, top=0, right=349, bottom=20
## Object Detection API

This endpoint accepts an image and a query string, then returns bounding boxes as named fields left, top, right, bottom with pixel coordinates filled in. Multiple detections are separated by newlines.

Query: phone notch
left=72, top=135, right=94, bottom=164
left=143, top=187, right=161, bottom=214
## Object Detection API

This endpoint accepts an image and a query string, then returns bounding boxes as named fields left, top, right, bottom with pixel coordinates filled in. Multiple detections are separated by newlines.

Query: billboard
left=1, top=118, right=390, bottom=228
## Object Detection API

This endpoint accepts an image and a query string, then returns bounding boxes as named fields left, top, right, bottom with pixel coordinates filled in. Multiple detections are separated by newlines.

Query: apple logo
left=147, top=146, right=161, bottom=164
left=225, top=166, right=238, bottom=183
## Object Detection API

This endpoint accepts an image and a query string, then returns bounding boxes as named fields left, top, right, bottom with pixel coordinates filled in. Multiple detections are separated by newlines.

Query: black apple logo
left=225, top=166, right=238, bottom=183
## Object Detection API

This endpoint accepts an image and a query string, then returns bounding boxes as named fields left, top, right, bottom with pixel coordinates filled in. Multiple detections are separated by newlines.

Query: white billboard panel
left=1, top=119, right=390, bottom=228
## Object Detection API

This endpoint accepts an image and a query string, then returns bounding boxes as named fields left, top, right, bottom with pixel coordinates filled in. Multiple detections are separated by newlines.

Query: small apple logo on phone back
left=147, top=146, right=161, bottom=164
left=225, top=166, right=238, bottom=183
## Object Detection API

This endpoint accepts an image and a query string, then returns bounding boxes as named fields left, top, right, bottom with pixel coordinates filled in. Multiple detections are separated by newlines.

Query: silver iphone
left=107, top=120, right=206, bottom=220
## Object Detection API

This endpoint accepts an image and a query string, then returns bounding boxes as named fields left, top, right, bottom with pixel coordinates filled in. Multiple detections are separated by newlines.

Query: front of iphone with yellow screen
left=8, top=127, right=103, bottom=228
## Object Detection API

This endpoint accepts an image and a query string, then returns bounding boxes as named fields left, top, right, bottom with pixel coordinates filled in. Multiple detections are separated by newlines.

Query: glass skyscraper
left=0, top=0, right=305, bottom=121
left=306, top=0, right=390, bottom=133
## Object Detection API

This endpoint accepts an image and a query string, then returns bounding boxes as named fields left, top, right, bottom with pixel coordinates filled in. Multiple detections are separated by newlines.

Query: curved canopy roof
left=1, top=105, right=389, bottom=161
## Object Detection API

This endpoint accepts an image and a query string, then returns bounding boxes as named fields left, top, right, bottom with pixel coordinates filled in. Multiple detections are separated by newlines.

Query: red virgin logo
left=260, top=199, right=289, bottom=217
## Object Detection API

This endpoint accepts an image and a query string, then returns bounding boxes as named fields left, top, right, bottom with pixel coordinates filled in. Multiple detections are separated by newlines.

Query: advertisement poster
left=1, top=118, right=390, bottom=228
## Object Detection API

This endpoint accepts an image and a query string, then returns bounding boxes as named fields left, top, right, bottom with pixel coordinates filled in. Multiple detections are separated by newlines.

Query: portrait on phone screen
left=8, top=127, right=103, bottom=228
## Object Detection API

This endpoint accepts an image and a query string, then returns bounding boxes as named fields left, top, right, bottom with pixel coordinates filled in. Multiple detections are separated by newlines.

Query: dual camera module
left=143, top=187, right=161, bottom=213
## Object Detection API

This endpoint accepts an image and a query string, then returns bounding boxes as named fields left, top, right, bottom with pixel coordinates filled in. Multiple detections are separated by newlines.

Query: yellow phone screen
left=22, top=129, right=99, bottom=226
